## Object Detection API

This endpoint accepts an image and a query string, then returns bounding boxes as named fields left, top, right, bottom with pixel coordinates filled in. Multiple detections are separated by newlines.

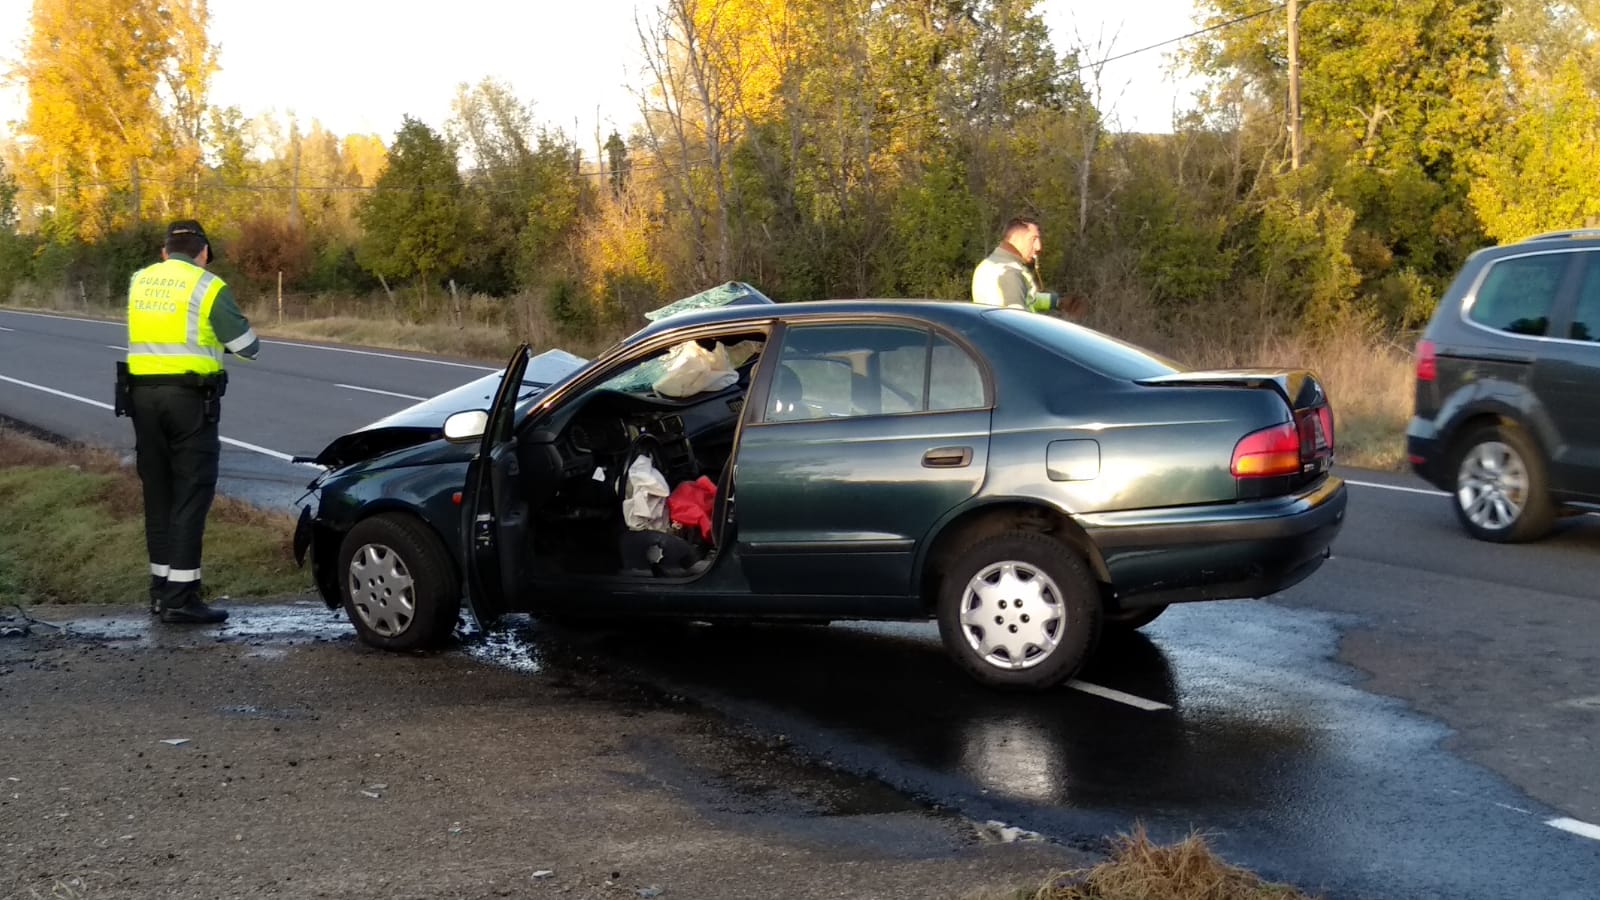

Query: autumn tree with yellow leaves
left=13, top=0, right=216, bottom=238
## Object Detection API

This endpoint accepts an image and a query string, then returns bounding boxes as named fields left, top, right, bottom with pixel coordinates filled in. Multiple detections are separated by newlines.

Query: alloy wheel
left=1456, top=440, right=1529, bottom=532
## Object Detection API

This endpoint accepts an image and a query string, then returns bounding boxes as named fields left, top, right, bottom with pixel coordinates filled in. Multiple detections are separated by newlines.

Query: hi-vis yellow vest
left=126, top=259, right=225, bottom=376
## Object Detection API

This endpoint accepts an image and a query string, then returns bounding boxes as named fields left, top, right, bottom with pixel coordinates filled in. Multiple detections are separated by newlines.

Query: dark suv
left=1408, top=230, right=1600, bottom=542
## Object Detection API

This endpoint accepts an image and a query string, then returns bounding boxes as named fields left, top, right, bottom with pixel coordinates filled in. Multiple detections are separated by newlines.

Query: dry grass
left=262, top=315, right=530, bottom=362
left=0, top=427, right=309, bottom=604
left=238, top=289, right=618, bottom=363
left=1173, top=329, right=1414, bottom=472
left=985, top=826, right=1317, bottom=900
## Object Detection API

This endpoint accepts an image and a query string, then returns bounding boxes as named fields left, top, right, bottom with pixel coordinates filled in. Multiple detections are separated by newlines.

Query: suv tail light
left=1415, top=339, right=1437, bottom=382
left=1232, top=423, right=1301, bottom=478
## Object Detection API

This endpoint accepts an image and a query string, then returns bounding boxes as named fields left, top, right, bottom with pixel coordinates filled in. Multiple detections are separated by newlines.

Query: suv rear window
left=1469, top=254, right=1570, bottom=337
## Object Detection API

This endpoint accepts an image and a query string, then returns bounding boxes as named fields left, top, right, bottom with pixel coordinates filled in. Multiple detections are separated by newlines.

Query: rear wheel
left=1103, top=603, right=1168, bottom=631
left=338, top=513, right=461, bottom=650
left=1451, top=424, right=1555, bottom=543
left=936, top=531, right=1100, bottom=691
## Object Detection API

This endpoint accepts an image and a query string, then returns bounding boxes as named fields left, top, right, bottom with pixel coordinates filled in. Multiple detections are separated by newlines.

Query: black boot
left=159, top=583, right=228, bottom=624
left=160, top=598, right=229, bottom=624
left=148, top=575, right=167, bottom=615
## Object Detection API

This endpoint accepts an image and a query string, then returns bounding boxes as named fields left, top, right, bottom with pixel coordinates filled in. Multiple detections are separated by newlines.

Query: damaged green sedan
left=296, top=287, right=1345, bottom=690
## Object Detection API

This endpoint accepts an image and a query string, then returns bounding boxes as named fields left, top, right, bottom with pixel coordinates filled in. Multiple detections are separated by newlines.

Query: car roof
left=635, top=298, right=991, bottom=337
left=1466, top=230, right=1600, bottom=265
left=1518, top=228, right=1600, bottom=244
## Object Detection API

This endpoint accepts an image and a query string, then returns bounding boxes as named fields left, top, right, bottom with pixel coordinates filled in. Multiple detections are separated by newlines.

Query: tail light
left=1296, top=405, right=1335, bottom=458
left=1232, top=423, right=1301, bottom=478
left=1415, top=339, right=1437, bottom=382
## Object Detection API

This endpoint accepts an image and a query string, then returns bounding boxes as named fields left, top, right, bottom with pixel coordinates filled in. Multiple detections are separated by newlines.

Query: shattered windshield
left=643, top=281, right=774, bottom=322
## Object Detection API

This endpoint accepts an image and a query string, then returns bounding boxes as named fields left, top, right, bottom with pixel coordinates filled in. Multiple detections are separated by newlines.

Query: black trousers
left=128, top=384, right=219, bottom=606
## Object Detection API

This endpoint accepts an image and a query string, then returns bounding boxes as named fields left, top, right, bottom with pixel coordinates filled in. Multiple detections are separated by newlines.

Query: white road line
left=105, top=345, right=126, bottom=351
left=1547, top=817, right=1600, bottom=842
left=0, top=326, right=13, bottom=332
left=0, top=309, right=113, bottom=324
left=1067, top=679, right=1173, bottom=711
left=336, top=383, right=427, bottom=401
left=0, top=374, right=114, bottom=411
left=0, top=373, right=313, bottom=466
left=1, top=310, right=495, bottom=371
left=1345, top=478, right=1448, bottom=497
left=220, top=436, right=301, bottom=463
left=263, top=339, right=496, bottom=371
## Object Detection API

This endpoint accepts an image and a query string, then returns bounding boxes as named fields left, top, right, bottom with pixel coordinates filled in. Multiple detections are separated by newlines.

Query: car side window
left=770, top=325, right=932, bottom=422
left=928, top=335, right=986, bottom=411
left=1571, top=257, right=1600, bottom=343
left=1469, top=254, right=1570, bottom=337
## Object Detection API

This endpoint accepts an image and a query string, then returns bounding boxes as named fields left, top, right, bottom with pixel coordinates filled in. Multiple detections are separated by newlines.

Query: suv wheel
left=1451, top=424, right=1555, bottom=543
left=936, top=531, right=1100, bottom=691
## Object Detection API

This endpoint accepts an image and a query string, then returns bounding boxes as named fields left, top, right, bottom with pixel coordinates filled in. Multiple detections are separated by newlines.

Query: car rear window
left=1468, top=253, right=1570, bottom=337
left=986, top=308, right=1180, bottom=380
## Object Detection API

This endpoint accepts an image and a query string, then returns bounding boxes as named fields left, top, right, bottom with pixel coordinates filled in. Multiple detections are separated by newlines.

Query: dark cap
left=167, top=219, right=207, bottom=241
left=165, top=219, right=216, bottom=260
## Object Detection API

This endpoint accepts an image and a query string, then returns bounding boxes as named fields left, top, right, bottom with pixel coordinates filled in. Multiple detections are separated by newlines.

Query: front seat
left=769, top=363, right=804, bottom=421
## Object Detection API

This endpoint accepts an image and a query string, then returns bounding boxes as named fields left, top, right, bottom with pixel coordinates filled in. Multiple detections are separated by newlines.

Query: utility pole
left=288, top=120, right=303, bottom=230
left=1288, top=0, right=1303, bottom=170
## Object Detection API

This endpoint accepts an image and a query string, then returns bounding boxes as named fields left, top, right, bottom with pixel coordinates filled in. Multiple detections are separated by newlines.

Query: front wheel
left=936, top=531, right=1100, bottom=691
left=338, top=513, right=461, bottom=650
left=1451, top=424, right=1554, bottom=543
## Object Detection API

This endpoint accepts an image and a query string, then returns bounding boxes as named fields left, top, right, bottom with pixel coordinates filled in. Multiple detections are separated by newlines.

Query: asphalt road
left=4, top=307, right=1599, bottom=898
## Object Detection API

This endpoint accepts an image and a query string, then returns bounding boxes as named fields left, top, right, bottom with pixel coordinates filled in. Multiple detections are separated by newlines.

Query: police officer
left=971, top=217, right=1086, bottom=317
left=123, top=219, right=259, bottom=624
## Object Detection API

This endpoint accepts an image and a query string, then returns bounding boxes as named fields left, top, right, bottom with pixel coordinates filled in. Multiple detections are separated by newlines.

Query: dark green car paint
left=301, top=300, right=1346, bottom=626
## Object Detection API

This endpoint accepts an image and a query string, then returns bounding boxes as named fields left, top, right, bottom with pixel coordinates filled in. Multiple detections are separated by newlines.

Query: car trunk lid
left=1135, top=368, right=1335, bottom=495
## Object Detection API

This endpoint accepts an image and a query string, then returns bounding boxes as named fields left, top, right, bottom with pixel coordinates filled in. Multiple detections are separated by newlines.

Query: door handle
left=922, top=446, right=973, bottom=468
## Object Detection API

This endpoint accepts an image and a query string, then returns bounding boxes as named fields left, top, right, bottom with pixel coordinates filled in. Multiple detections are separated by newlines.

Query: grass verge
left=0, top=426, right=310, bottom=605
left=984, top=827, right=1316, bottom=900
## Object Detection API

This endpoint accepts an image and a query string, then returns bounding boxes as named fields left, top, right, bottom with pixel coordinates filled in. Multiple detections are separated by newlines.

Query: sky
left=0, top=0, right=1207, bottom=154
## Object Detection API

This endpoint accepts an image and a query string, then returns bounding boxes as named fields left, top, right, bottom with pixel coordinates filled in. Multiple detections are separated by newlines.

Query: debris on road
left=979, top=820, right=1044, bottom=843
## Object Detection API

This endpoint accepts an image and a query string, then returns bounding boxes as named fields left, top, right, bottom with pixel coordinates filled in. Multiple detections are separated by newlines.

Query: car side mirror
left=442, top=409, right=490, bottom=443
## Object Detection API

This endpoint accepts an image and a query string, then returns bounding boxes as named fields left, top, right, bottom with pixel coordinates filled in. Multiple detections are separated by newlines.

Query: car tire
left=1103, top=603, right=1168, bottom=631
left=936, top=531, right=1100, bottom=691
left=1451, top=423, right=1555, bottom=543
left=338, top=513, right=461, bottom=650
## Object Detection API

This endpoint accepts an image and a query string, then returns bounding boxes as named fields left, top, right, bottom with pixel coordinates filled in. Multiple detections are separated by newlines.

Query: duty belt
left=127, top=372, right=228, bottom=391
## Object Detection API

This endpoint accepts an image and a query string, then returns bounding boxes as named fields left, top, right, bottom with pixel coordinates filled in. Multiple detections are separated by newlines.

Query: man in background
left=971, top=217, right=1085, bottom=318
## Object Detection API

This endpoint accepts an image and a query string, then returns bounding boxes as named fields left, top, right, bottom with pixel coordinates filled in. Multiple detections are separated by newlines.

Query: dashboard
left=568, top=412, right=686, bottom=456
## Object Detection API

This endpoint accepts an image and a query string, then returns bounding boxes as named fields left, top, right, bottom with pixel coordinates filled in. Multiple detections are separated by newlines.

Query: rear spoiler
left=1134, top=369, right=1328, bottom=411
